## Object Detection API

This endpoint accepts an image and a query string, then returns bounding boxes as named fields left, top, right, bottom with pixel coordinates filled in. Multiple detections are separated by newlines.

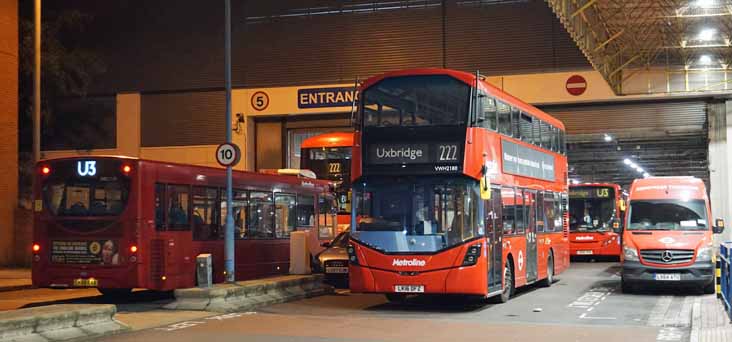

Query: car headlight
left=623, top=245, right=639, bottom=261
left=696, top=246, right=714, bottom=262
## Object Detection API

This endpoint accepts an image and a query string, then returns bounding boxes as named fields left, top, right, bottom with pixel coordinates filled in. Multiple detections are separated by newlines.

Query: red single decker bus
left=347, top=68, right=570, bottom=303
left=32, top=156, right=337, bottom=294
left=300, top=132, right=355, bottom=238
left=569, top=183, right=626, bottom=258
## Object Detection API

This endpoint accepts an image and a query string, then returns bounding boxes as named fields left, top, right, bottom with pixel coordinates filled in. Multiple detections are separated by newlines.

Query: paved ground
left=85, top=262, right=711, bottom=342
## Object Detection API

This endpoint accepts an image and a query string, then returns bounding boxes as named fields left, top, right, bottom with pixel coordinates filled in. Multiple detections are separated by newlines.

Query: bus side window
left=249, top=191, right=275, bottom=239
left=511, top=107, right=521, bottom=138
left=532, top=118, right=541, bottom=147
left=220, top=190, right=249, bottom=239
left=543, top=191, right=555, bottom=232
left=192, top=187, right=218, bottom=240
left=501, top=187, right=515, bottom=235
left=519, top=113, right=533, bottom=144
left=297, top=195, right=315, bottom=227
left=536, top=191, right=545, bottom=232
left=167, top=185, right=190, bottom=231
left=275, top=193, right=296, bottom=239
left=497, top=101, right=511, bottom=136
left=155, top=183, right=166, bottom=231
left=559, top=130, right=566, bottom=155
left=480, top=94, right=497, bottom=131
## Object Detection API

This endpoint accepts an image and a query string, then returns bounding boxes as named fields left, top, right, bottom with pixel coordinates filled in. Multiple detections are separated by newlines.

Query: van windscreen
left=628, top=199, right=707, bottom=231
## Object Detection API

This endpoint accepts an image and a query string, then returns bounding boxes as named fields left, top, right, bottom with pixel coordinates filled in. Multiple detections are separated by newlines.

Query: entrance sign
left=216, top=143, right=241, bottom=167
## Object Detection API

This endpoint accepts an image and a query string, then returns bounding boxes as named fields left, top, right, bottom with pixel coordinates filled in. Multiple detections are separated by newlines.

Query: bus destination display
left=569, top=187, right=613, bottom=199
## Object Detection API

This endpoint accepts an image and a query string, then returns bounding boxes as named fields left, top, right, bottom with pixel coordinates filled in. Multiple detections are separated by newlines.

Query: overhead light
left=623, top=158, right=632, bottom=165
left=604, top=134, right=613, bottom=142
left=643, top=172, right=650, bottom=178
left=571, top=179, right=580, bottom=185
left=698, top=28, right=716, bottom=41
left=699, top=55, right=713, bottom=65
left=696, top=0, right=714, bottom=8
left=636, top=167, right=644, bottom=173
left=629, top=162, right=637, bottom=169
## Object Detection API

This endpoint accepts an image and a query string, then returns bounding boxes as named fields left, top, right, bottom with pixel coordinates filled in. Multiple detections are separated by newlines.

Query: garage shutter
left=539, top=100, right=709, bottom=187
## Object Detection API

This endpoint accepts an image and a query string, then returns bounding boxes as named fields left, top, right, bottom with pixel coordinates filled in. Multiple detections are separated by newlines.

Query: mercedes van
left=620, top=176, right=724, bottom=293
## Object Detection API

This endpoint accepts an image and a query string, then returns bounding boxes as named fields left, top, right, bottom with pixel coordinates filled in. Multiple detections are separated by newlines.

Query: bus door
left=525, top=190, right=538, bottom=283
left=486, top=187, right=503, bottom=293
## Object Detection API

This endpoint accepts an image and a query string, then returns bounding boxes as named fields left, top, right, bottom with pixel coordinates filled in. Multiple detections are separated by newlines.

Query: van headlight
left=696, top=247, right=714, bottom=262
left=623, top=245, right=639, bottom=261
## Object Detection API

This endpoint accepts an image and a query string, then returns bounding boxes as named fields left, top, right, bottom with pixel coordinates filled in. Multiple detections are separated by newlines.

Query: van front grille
left=640, top=249, right=694, bottom=265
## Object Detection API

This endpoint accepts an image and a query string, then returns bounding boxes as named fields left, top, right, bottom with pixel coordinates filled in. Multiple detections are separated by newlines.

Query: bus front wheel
left=494, top=260, right=514, bottom=304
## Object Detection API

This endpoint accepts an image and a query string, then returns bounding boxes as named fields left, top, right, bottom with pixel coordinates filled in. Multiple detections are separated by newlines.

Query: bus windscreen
left=569, top=187, right=615, bottom=231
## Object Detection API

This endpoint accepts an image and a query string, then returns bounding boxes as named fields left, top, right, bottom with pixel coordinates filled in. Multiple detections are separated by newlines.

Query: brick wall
left=0, top=1, right=18, bottom=266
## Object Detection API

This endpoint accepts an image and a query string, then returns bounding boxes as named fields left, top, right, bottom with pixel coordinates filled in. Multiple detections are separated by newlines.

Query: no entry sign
left=566, top=75, right=587, bottom=96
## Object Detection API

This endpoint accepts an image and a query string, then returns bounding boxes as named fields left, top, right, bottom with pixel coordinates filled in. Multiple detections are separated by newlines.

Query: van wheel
left=385, top=293, right=407, bottom=303
left=493, top=260, right=514, bottom=304
left=538, top=253, right=554, bottom=287
left=98, top=288, right=133, bottom=297
left=703, top=282, right=716, bottom=295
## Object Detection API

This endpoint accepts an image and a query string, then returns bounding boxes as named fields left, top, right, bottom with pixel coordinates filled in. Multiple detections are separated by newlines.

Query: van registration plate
left=654, top=273, right=681, bottom=281
left=395, top=285, right=424, bottom=293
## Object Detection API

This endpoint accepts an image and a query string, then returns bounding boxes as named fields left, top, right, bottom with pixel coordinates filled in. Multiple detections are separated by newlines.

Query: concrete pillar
left=709, top=101, right=731, bottom=244
left=116, top=93, right=141, bottom=157
left=0, top=0, right=18, bottom=266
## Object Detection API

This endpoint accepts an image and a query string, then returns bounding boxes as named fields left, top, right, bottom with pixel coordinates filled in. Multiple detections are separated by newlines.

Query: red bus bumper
left=570, top=242, right=621, bottom=257
left=349, top=263, right=489, bottom=296
left=32, top=264, right=140, bottom=290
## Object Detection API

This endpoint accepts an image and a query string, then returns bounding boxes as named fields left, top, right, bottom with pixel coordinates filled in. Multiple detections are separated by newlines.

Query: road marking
left=155, top=312, right=255, bottom=332
left=656, top=327, right=684, bottom=341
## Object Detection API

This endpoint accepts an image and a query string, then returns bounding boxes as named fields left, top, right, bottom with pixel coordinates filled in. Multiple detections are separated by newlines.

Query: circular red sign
left=566, top=75, right=587, bottom=96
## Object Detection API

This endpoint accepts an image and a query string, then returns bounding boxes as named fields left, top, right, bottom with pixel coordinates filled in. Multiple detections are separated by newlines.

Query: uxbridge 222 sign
left=367, top=143, right=462, bottom=172
left=298, top=87, right=356, bottom=109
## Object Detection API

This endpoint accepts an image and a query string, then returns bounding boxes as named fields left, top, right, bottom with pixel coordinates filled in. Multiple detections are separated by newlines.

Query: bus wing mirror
left=714, top=218, right=725, bottom=234
left=479, top=174, right=491, bottom=200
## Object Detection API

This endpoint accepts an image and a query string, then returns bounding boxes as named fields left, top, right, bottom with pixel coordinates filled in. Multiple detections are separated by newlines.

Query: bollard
left=717, top=257, right=722, bottom=299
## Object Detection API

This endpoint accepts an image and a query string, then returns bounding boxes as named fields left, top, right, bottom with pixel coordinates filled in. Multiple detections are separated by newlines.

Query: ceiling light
left=636, top=167, right=644, bottom=173
left=629, top=162, right=637, bottom=169
left=571, top=179, right=580, bottom=185
left=696, top=0, right=714, bottom=8
left=699, top=55, right=713, bottom=65
left=623, top=158, right=632, bottom=165
left=604, top=134, right=612, bottom=142
left=643, top=172, right=650, bottom=178
left=698, top=28, right=716, bottom=41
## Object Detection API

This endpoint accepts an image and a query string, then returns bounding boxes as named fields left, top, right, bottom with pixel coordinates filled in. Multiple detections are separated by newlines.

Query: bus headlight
left=696, top=247, right=713, bottom=262
left=623, top=245, right=639, bottom=261
left=347, top=244, right=359, bottom=265
left=462, top=243, right=482, bottom=266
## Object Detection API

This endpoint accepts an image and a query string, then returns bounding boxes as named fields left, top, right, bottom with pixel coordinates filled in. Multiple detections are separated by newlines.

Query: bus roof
left=629, top=176, right=706, bottom=201
left=359, top=68, right=565, bottom=130
left=301, top=132, right=354, bottom=149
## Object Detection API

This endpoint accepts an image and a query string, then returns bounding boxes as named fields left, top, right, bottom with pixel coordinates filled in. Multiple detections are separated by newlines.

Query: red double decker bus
left=32, top=157, right=337, bottom=295
left=347, top=68, right=569, bottom=303
left=569, top=183, right=626, bottom=258
left=300, top=132, right=355, bottom=237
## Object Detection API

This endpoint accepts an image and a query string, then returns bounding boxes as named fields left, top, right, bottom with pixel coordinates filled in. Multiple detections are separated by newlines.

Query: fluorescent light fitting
left=604, top=134, right=612, bottom=142
left=698, top=28, right=716, bottom=41
left=623, top=158, right=632, bottom=165
left=643, top=172, right=650, bottom=178
left=699, top=55, right=713, bottom=65
left=696, top=0, right=714, bottom=8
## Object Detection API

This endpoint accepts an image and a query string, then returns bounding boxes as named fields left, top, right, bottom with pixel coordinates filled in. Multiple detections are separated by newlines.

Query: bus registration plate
left=73, top=278, right=98, bottom=287
left=395, top=285, right=424, bottom=293
left=576, top=250, right=593, bottom=255
left=654, top=273, right=681, bottom=281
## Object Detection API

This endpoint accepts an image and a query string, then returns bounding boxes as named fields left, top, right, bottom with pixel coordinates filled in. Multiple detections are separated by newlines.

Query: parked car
left=314, top=230, right=350, bottom=287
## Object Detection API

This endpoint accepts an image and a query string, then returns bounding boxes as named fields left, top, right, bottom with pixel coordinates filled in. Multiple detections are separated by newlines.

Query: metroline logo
left=392, top=259, right=426, bottom=267
left=575, top=236, right=594, bottom=241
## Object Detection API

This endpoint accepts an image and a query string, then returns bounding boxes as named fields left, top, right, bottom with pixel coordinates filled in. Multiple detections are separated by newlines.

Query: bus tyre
left=385, top=293, right=407, bottom=303
left=538, top=253, right=554, bottom=287
left=495, top=261, right=514, bottom=304
left=98, top=288, right=133, bottom=297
